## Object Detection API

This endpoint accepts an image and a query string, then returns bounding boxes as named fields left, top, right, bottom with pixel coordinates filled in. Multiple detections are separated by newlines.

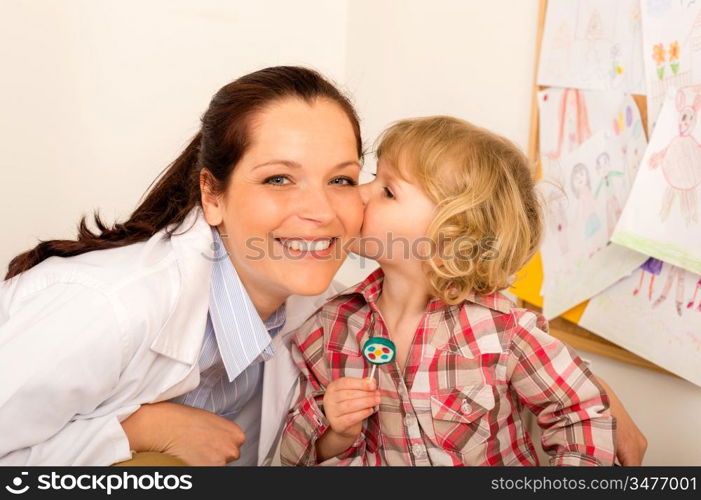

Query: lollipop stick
left=369, top=364, right=377, bottom=380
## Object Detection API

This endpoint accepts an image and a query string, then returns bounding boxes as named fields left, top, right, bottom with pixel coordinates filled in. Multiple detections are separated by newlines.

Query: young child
left=280, top=116, right=616, bottom=466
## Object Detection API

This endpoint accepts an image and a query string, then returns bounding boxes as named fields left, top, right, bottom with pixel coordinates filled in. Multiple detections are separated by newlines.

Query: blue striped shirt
left=170, top=227, right=286, bottom=466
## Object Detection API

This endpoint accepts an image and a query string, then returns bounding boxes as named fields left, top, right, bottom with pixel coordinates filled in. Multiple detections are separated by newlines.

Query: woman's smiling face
left=202, top=97, right=363, bottom=304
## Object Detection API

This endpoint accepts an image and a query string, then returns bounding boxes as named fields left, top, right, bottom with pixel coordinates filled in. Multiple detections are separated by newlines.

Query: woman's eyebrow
left=336, top=160, right=362, bottom=170
left=252, top=160, right=361, bottom=170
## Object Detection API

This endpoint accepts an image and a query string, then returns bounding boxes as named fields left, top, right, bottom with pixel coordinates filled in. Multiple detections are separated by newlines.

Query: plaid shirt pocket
left=429, top=384, right=495, bottom=455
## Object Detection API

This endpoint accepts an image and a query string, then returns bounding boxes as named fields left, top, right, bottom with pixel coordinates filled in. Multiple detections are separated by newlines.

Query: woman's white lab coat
left=0, top=207, right=338, bottom=465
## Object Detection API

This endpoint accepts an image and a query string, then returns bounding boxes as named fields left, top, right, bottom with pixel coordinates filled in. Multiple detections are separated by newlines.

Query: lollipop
left=362, top=337, right=396, bottom=380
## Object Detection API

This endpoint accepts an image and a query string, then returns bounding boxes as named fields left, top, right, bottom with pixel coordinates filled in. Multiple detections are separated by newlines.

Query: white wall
left=337, top=0, right=539, bottom=285
left=0, top=0, right=348, bottom=268
left=2, top=0, right=700, bottom=465
left=575, top=351, right=701, bottom=465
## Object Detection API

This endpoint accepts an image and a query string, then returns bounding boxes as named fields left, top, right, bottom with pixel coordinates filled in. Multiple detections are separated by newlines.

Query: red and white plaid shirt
left=280, top=269, right=616, bottom=466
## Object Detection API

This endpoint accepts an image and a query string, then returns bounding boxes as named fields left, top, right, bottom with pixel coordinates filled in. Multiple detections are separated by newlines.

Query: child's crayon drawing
left=688, top=277, right=701, bottom=311
left=538, top=89, right=646, bottom=187
left=594, top=151, right=625, bottom=238
left=613, top=86, right=701, bottom=276
left=641, top=0, right=701, bottom=130
left=581, top=263, right=701, bottom=387
left=538, top=0, right=645, bottom=93
left=633, top=257, right=663, bottom=301
left=539, top=132, right=648, bottom=319
left=648, top=90, right=701, bottom=225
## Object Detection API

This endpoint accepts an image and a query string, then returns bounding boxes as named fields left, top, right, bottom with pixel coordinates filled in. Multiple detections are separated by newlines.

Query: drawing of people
left=648, top=90, right=701, bottom=225
left=546, top=21, right=574, bottom=80
left=627, top=1, right=643, bottom=89
left=546, top=188, right=569, bottom=254
left=582, top=8, right=608, bottom=84
left=571, top=162, right=602, bottom=257
left=633, top=257, right=663, bottom=300
left=547, top=89, right=592, bottom=161
left=652, top=265, right=687, bottom=317
left=687, top=277, right=701, bottom=312
left=594, top=151, right=625, bottom=239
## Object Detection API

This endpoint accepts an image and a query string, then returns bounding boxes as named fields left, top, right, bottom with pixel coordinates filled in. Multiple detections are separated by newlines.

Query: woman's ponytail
left=5, top=66, right=362, bottom=280
left=5, top=132, right=202, bottom=280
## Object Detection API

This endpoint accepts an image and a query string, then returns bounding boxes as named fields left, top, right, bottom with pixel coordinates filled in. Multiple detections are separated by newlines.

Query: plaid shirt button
left=281, top=268, right=616, bottom=466
left=412, top=443, right=426, bottom=457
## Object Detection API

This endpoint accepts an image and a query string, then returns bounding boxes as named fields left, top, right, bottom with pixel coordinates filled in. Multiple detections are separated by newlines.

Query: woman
left=0, top=66, right=645, bottom=466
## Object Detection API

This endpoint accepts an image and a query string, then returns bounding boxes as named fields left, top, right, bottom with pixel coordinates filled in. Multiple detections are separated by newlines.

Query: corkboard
left=510, top=0, right=676, bottom=378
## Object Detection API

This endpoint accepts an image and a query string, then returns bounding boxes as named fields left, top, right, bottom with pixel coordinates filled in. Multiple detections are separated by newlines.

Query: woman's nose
left=297, top=186, right=336, bottom=225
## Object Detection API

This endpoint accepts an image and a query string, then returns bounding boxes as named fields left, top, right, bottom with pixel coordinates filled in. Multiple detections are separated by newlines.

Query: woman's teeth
left=280, top=239, right=333, bottom=251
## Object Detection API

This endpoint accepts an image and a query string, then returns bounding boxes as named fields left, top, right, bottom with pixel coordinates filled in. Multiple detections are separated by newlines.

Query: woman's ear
left=200, top=169, right=224, bottom=226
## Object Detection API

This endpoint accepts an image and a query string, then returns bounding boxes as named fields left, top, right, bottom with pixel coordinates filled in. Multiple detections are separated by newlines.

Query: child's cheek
left=361, top=207, right=383, bottom=240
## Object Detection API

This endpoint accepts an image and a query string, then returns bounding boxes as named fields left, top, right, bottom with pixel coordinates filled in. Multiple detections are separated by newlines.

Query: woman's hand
left=121, top=402, right=245, bottom=466
left=596, top=376, right=648, bottom=465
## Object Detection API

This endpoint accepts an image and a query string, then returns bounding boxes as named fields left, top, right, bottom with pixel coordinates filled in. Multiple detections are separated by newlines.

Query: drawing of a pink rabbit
left=648, top=90, right=701, bottom=225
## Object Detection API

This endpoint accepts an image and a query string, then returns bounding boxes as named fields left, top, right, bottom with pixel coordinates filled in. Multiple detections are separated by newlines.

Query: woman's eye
left=264, top=175, right=291, bottom=186
left=330, top=176, right=357, bottom=186
left=383, top=186, right=395, bottom=199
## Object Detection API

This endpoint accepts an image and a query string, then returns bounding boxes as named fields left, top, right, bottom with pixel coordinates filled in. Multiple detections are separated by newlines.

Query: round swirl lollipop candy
left=362, top=337, right=396, bottom=380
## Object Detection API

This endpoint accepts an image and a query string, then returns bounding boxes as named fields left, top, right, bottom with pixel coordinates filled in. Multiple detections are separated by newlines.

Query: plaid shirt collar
left=335, top=268, right=513, bottom=316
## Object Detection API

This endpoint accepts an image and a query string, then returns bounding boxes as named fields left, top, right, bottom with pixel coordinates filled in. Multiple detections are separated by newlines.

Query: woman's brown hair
left=5, top=66, right=362, bottom=280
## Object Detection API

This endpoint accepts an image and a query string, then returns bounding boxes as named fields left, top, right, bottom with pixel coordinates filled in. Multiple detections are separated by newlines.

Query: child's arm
left=506, top=310, right=616, bottom=466
left=279, top=319, right=377, bottom=466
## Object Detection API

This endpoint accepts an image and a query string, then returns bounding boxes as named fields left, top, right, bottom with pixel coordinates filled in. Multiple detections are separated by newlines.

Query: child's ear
left=200, top=169, right=224, bottom=226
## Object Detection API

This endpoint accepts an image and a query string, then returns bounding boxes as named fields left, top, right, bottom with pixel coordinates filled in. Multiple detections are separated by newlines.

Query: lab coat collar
left=149, top=207, right=214, bottom=365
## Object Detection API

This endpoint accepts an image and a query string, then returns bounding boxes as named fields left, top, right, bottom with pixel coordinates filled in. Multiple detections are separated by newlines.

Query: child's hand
left=323, top=377, right=380, bottom=439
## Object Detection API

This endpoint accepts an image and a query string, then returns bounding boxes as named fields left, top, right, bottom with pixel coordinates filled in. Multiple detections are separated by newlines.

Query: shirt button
left=461, top=400, right=472, bottom=414
left=412, top=443, right=426, bottom=457
left=404, top=415, right=414, bottom=428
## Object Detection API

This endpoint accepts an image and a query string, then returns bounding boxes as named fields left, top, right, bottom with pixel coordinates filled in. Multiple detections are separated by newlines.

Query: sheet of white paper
left=538, top=90, right=648, bottom=293
left=641, top=0, right=701, bottom=131
left=613, top=85, right=701, bottom=275
left=539, top=132, right=648, bottom=319
left=580, top=261, right=701, bottom=387
left=538, top=88, right=647, bottom=183
left=538, top=0, right=646, bottom=93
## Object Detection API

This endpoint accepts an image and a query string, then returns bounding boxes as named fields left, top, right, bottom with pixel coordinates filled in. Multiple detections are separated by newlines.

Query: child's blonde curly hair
left=376, top=116, right=542, bottom=304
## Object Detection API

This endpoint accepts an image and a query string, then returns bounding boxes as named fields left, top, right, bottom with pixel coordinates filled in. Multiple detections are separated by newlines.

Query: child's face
left=356, top=158, right=436, bottom=266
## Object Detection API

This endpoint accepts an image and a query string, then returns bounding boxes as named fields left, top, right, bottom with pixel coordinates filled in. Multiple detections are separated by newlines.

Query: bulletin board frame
left=514, top=0, right=676, bottom=377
